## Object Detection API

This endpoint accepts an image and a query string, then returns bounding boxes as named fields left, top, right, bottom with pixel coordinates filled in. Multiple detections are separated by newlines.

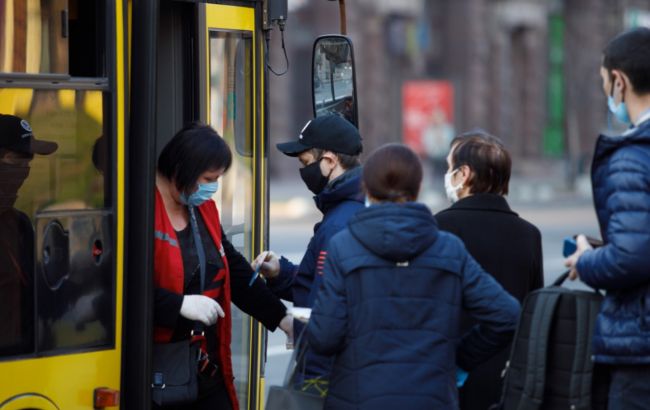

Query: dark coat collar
left=441, top=193, right=517, bottom=216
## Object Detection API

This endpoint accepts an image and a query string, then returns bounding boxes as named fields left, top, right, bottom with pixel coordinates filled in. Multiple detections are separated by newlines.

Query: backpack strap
left=517, top=291, right=561, bottom=410
left=568, top=295, right=600, bottom=409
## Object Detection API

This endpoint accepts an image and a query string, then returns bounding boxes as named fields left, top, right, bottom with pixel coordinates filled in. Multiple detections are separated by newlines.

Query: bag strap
left=188, top=205, right=207, bottom=293
left=568, top=295, right=600, bottom=409
left=188, top=205, right=206, bottom=335
left=553, top=269, right=603, bottom=296
left=282, top=325, right=309, bottom=387
left=517, top=291, right=561, bottom=410
left=551, top=270, right=570, bottom=286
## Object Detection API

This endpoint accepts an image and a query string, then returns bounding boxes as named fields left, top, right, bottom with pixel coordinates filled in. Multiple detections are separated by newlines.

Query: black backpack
left=494, top=271, right=610, bottom=410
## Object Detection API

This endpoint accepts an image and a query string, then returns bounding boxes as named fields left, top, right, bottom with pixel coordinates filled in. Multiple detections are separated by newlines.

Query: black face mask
left=299, top=159, right=329, bottom=195
left=0, top=163, right=30, bottom=209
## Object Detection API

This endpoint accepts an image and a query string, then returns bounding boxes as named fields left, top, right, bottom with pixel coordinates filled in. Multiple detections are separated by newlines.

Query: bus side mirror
left=312, top=35, right=359, bottom=129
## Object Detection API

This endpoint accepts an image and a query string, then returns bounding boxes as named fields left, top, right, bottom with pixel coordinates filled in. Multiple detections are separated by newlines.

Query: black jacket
left=436, top=194, right=543, bottom=410
left=154, top=221, right=287, bottom=333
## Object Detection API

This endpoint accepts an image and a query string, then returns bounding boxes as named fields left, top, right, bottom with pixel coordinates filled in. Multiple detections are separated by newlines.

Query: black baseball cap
left=0, top=114, right=58, bottom=155
left=276, top=114, right=362, bottom=157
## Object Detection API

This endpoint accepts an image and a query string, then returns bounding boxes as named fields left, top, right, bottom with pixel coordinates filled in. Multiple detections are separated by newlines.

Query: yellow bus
left=0, top=1, right=357, bottom=409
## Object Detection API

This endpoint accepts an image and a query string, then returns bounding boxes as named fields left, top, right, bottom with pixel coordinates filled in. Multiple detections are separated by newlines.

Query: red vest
left=154, top=188, right=238, bottom=409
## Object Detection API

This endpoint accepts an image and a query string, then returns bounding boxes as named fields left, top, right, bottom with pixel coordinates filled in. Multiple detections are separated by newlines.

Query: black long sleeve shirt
left=154, top=216, right=287, bottom=340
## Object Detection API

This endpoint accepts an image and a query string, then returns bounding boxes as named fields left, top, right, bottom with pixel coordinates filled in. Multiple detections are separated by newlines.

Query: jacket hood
left=348, top=202, right=438, bottom=262
left=314, top=166, right=364, bottom=213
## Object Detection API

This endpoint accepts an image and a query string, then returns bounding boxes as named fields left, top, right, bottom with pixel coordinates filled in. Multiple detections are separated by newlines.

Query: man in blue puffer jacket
left=565, top=28, right=650, bottom=409
left=255, top=115, right=364, bottom=394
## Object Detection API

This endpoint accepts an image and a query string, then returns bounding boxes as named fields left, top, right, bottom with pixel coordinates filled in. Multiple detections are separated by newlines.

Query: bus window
left=0, top=0, right=68, bottom=74
left=0, top=0, right=105, bottom=76
left=0, top=88, right=114, bottom=358
left=209, top=30, right=254, bottom=406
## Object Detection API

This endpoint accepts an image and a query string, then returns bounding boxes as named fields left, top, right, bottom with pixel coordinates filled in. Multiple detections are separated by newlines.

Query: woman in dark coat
left=307, top=143, right=520, bottom=410
left=436, top=130, right=543, bottom=409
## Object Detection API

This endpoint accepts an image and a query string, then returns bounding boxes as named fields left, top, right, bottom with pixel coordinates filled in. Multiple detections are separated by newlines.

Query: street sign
left=402, top=80, right=454, bottom=159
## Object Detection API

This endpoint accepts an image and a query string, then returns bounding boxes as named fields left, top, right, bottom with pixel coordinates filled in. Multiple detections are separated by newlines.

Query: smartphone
left=563, top=235, right=603, bottom=257
left=563, top=237, right=577, bottom=257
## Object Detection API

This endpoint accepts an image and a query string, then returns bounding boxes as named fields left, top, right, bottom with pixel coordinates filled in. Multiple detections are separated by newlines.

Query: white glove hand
left=252, top=250, right=280, bottom=279
left=279, top=314, right=294, bottom=349
left=179, top=295, right=225, bottom=326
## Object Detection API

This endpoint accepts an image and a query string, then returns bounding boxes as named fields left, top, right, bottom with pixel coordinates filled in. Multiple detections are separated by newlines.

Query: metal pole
left=339, top=0, right=347, bottom=35
left=124, top=0, right=158, bottom=408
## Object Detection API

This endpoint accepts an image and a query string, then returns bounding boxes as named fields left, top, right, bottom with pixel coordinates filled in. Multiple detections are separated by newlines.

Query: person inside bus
left=435, top=130, right=543, bottom=409
left=154, top=123, right=293, bottom=410
left=253, top=114, right=364, bottom=395
left=0, top=114, right=58, bottom=356
left=306, top=143, right=520, bottom=410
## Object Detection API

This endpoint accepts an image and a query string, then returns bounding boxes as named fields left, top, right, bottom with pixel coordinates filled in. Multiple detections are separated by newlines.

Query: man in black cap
left=254, top=114, right=363, bottom=394
left=0, top=114, right=58, bottom=356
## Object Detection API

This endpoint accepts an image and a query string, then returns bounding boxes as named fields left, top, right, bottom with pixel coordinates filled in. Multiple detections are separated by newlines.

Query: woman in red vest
left=154, top=123, right=292, bottom=410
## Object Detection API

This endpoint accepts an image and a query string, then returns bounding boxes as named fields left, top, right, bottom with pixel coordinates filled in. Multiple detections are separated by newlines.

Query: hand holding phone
left=563, top=235, right=603, bottom=257
left=563, top=234, right=603, bottom=280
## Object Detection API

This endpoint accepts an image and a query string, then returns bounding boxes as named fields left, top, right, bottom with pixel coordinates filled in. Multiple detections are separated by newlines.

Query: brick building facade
left=268, top=0, right=650, bottom=183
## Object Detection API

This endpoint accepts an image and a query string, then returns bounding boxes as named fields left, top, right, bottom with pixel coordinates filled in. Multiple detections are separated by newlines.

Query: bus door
left=0, top=1, right=124, bottom=409
left=200, top=3, right=265, bottom=409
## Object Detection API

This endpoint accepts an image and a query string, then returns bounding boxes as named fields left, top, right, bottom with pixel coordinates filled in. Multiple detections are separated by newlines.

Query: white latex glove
left=252, top=250, right=280, bottom=279
left=179, top=295, right=225, bottom=326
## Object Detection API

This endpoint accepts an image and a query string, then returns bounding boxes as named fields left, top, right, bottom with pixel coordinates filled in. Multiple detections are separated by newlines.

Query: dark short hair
left=450, top=130, right=511, bottom=195
left=157, top=123, right=232, bottom=193
left=310, top=148, right=361, bottom=170
left=603, top=27, right=650, bottom=94
left=363, top=143, right=422, bottom=202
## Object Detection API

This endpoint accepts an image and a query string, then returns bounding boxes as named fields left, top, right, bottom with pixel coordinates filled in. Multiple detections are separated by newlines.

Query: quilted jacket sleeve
left=577, top=155, right=650, bottom=290
left=456, top=251, right=521, bottom=371
left=307, top=239, right=348, bottom=356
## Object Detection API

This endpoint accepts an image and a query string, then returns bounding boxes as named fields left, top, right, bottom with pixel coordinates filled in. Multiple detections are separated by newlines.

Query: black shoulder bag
left=266, top=328, right=324, bottom=410
left=151, top=205, right=208, bottom=407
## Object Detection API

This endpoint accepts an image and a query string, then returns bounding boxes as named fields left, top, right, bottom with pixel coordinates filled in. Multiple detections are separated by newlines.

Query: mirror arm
left=339, top=0, right=347, bottom=34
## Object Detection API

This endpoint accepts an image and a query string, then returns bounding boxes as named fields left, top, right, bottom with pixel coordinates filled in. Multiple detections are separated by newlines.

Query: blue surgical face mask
left=180, top=181, right=219, bottom=207
left=608, top=95, right=631, bottom=125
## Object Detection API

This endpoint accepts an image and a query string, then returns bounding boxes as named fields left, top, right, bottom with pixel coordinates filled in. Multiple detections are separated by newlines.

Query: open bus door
left=124, top=1, right=270, bottom=409
left=200, top=4, right=268, bottom=409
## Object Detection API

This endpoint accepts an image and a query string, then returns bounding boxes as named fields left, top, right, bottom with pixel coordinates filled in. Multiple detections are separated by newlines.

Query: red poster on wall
left=402, top=81, right=454, bottom=158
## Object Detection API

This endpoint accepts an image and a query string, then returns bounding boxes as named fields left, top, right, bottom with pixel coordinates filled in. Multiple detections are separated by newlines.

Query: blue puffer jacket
left=268, top=166, right=364, bottom=380
left=307, top=202, right=520, bottom=409
left=576, top=117, right=650, bottom=365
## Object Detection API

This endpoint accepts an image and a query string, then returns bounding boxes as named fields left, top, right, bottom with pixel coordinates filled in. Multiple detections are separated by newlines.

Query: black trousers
left=608, top=365, right=650, bottom=410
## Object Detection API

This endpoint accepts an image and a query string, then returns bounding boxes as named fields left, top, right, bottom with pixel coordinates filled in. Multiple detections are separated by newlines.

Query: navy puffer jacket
left=307, top=202, right=520, bottom=409
left=576, top=117, right=650, bottom=365
left=268, top=166, right=364, bottom=380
